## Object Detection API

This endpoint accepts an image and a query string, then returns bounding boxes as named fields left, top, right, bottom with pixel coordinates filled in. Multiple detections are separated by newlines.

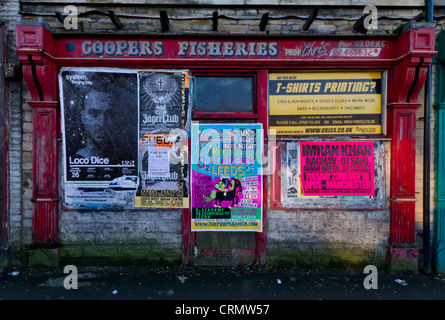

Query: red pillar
left=388, top=103, right=419, bottom=244
left=29, top=101, right=59, bottom=244
left=387, top=27, right=436, bottom=271
left=16, top=25, right=59, bottom=245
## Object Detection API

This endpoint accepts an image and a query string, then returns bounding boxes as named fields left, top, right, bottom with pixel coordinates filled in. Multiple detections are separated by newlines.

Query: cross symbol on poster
left=157, top=78, right=165, bottom=90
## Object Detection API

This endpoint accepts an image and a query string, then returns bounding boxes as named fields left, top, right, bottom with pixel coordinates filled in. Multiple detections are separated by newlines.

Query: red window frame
left=191, top=70, right=259, bottom=120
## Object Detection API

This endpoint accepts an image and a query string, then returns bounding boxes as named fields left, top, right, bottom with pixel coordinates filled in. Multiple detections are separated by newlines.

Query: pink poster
left=300, top=141, right=374, bottom=197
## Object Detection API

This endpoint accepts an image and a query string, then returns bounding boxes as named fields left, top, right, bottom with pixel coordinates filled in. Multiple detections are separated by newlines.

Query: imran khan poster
left=191, top=123, right=263, bottom=232
left=300, top=141, right=374, bottom=197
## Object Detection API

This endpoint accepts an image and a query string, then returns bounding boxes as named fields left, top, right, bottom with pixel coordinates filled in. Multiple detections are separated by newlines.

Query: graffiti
left=301, top=41, right=329, bottom=58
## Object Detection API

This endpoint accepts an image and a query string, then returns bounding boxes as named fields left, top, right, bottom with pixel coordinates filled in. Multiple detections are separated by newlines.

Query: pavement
left=1, top=265, right=445, bottom=316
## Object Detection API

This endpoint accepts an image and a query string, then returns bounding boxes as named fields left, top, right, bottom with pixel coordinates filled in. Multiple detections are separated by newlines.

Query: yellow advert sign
left=268, top=72, right=382, bottom=135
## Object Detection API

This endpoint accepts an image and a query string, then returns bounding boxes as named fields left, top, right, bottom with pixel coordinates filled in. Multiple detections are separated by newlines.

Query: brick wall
left=267, top=209, right=391, bottom=267
left=20, top=5, right=425, bottom=36
left=59, top=210, right=182, bottom=265
left=0, top=0, right=23, bottom=253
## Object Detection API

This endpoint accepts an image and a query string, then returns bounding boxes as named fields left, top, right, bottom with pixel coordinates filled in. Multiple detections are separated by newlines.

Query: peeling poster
left=134, top=70, right=191, bottom=208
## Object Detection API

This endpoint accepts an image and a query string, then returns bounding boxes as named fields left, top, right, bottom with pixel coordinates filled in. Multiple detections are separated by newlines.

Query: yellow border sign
left=268, top=72, right=382, bottom=135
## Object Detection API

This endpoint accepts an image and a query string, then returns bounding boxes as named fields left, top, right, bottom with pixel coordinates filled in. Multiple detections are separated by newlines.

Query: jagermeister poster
left=191, top=123, right=263, bottom=232
left=135, top=70, right=191, bottom=208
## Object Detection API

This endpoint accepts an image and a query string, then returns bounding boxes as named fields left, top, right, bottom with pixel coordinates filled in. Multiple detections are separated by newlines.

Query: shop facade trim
left=16, top=21, right=436, bottom=269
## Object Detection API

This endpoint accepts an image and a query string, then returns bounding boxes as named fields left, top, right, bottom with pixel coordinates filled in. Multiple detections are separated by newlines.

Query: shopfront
left=16, top=21, right=435, bottom=269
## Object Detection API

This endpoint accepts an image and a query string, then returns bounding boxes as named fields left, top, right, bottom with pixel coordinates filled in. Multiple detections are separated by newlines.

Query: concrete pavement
left=1, top=264, right=445, bottom=318
left=1, top=265, right=445, bottom=300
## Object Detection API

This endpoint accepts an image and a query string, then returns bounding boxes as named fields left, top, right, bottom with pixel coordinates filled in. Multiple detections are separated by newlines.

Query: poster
left=300, top=141, right=374, bottom=196
left=138, top=71, right=190, bottom=133
left=269, top=72, right=383, bottom=135
left=191, top=123, right=263, bottom=232
left=59, top=68, right=139, bottom=208
left=60, top=68, right=191, bottom=209
left=134, top=71, right=190, bottom=208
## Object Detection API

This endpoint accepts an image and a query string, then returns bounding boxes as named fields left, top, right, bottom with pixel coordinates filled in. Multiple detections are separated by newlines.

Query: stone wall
left=0, top=0, right=24, bottom=265
left=59, top=210, right=182, bottom=265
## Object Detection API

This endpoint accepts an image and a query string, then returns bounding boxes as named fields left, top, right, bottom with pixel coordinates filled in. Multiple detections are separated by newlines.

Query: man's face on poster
left=82, top=90, right=113, bottom=147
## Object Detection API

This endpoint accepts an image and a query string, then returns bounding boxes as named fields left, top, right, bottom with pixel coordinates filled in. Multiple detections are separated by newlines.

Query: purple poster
left=191, top=123, right=263, bottom=232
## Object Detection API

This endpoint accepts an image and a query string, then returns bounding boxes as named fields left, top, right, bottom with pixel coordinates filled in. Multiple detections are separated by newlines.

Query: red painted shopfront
left=15, top=21, right=436, bottom=267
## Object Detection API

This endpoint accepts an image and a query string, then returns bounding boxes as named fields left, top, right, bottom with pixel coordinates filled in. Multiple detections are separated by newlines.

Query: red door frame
left=186, top=68, right=268, bottom=265
left=15, top=26, right=436, bottom=267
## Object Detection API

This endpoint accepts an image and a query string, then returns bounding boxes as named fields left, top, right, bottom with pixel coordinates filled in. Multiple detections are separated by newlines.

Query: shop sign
left=268, top=71, right=383, bottom=135
left=58, top=39, right=393, bottom=61
left=191, top=123, right=263, bottom=232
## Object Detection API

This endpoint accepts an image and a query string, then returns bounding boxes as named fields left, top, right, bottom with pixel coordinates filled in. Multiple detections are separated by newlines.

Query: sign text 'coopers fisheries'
left=82, top=40, right=165, bottom=56
left=66, top=39, right=394, bottom=60
left=177, top=41, right=279, bottom=57
left=81, top=40, right=279, bottom=57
